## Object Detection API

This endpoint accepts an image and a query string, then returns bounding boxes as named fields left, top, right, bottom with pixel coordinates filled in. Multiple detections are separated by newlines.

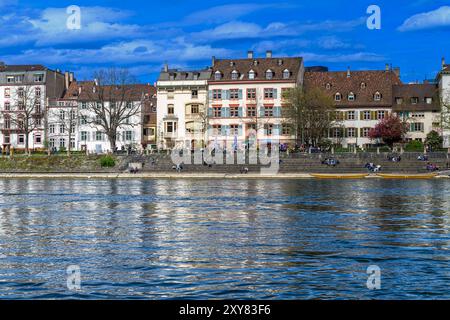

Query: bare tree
left=81, top=68, right=146, bottom=152
left=282, top=87, right=338, bottom=147
left=0, top=85, right=44, bottom=155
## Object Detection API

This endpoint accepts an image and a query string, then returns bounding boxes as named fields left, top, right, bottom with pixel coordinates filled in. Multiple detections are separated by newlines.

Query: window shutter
left=355, top=128, right=359, bottom=138
left=371, top=111, right=376, bottom=120
left=238, top=124, right=243, bottom=136
left=208, top=90, right=213, bottom=100
left=360, top=128, right=363, bottom=137
left=238, top=90, right=243, bottom=99
left=274, top=124, right=281, bottom=135
left=360, top=111, right=364, bottom=120
left=260, top=106, right=265, bottom=117
left=238, top=107, right=243, bottom=117
left=344, top=128, right=348, bottom=138
left=273, top=89, right=278, bottom=99
left=208, top=108, right=213, bottom=117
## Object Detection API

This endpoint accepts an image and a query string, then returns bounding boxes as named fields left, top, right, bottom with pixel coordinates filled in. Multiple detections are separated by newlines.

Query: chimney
left=247, top=51, right=254, bottom=59
left=347, top=66, right=351, bottom=78
left=442, top=57, right=446, bottom=70
left=94, top=78, right=98, bottom=86
left=385, top=63, right=390, bottom=71
left=163, top=63, right=168, bottom=72
left=64, top=71, right=70, bottom=90
left=393, top=67, right=400, bottom=78
left=266, top=50, right=272, bottom=58
left=69, top=72, right=74, bottom=83
left=78, top=86, right=82, bottom=95
left=212, top=56, right=216, bottom=67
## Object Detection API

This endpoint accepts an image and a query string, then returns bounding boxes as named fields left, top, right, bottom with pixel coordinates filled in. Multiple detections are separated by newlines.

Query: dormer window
left=231, top=70, right=239, bottom=80
left=253, top=60, right=258, bottom=66
left=335, top=93, right=342, bottom=101
left=411, top=97, right=419, bottom=104
left=265, top=69, right=273, bottom=80
left=248, top=70, right=255, bottom=80
left=348, top=92, right=355, bottom=101
left=360, top=82, right=366, bottom=89
left=283, top=69, right=290, bottom=79
left=214, top=71, right=222, bottom=80
left=230, top=61, right=235, bottom=67
left=326, top=83, right=332, bottom=90
left=374, top=92, right=382, bottom=101
left=278, top=59, right=283, bottom=66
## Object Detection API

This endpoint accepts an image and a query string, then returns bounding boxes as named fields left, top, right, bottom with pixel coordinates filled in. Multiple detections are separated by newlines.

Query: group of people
left=388, top=155, right=402, bottom=162
left=365, top=162, right=382, bottom=172
left=426, top=163, right=440, bottom=172
left=322, top=158, right=340, bottom=167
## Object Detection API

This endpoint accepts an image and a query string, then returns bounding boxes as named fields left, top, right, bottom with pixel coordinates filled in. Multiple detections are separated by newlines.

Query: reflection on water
left=0, top=179, right=449, bottom=299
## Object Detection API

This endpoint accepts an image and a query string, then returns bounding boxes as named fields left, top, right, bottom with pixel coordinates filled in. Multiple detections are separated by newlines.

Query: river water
left=0, top=178, right=449, bottom=299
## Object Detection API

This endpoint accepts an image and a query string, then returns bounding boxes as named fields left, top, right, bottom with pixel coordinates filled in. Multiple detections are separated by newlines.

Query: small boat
left=310, top=173, right=368, bottom=179
left=377, top=173, right=438, bottom=179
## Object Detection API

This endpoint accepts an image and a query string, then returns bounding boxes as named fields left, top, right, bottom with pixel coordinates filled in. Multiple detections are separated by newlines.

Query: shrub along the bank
left=100, top=155, right=116, bottom=167
left=405, top=140, right=424, bottom=152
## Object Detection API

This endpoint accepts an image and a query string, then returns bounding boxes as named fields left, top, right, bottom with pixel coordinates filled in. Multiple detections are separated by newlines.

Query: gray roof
left=0, top=64, right=47, bottom=72
left=158, top=69, right=212, bottom=81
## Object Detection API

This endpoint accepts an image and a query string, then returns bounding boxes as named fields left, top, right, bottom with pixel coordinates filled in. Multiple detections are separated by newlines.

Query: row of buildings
left=0, top=51, right=449, bottom=153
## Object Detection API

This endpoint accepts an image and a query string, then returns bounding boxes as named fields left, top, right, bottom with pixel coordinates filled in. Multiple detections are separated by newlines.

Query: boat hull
left=377, top=173, right=438, bottom=179
left=310, top=173, right=368, bottom=179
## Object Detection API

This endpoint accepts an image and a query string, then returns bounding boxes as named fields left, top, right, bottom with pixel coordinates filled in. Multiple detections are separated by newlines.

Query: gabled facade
left=207, top=51, right=304, bottom=149
left=0, top=64, right=66, bottom=152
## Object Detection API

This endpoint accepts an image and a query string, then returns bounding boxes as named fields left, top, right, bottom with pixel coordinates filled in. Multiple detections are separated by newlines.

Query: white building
left=0, top=64, right=65, bottom=152
left=438, top=58, right=450, bottom=149
left=156, top=66, right=211, bottom=149
left=207, top=51, right=303, bottom=149
left=60, top=81, right=152, bottom=154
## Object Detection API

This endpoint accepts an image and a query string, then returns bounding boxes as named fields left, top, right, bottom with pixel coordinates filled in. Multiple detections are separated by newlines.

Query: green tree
left=425, top=130, right=443, bottom=151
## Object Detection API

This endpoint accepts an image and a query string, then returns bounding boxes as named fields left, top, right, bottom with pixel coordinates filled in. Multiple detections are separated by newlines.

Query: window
left=71, top=126, right=75, bottom=134
left=49, top=138, right=55, bottom=147
left=283, top=69, right=290, bottom=79
left=264, top=106, right=274, bottom=117
left=212, top=89, right=222, bottom=100
left=214, top=71, right=222, bottom=80
left=326, top=83, right=331, bottom=90
left=212, top=125, right=222, bottom=135
left=265, top=70, right=273, bottom=80
left=35, top=87, right=41, bottom=97
left=70, top=138, right=75, bottom=149
left=377, top=111, right=386, bottom=120
left=167, top=89, right=174, bottom=99
left=425, top=97, right=433, bottom=104
left=35, top=134, right=42, bottom=144
left=4, top=117, right=10, bottom=129
left=374, top=92, right=382, bottom=101
left=59, top=138, right=66, bottom=148
left=59, top=124, right=65, bottom=134
left=191, top=104, right=199, bottom=114
left=264, top=88, right=275, bottom=99
left=230, top=124, right=239, bottom=135
left=231, top=70, right=239, bottom=80
left=60, top=110, right=65, bottom=120
left=411, top=97, right=419, bottom=104
left=247, top=88, right=256, bottom=99
left=81, top=102, right=87, bottom=109
left=4, top=88, right=10, bottom=98
left=282, top=124, right=291, bottom=135
left=126, top=102, right=133, bottom=109
left=18, top=88, right=24, bottom=98
left=363, top=111, right=371, bottom=120
left=35, top=102, right=41, bottom=113
left=230, top=106, right=239, bottom=117
left=18, top=101, right=24, bottom=111
left=4, top=102, right=10, bottom=111
left=81, top=131, right=88, bottom=141
left=34, top=74, right=44, bottom=82
left=95, top=116, right=102, bottom=125
left=347, top=128, right=356, bottom=138
left=248, top=70, right=255, bottom=80
left=70, top=110, right=76, bottom=120
left=348, top=92, right=355, bottom=101
left=347, top=111, right=356, bottom=120
left=36, top=118, right=42, bottom=126
left=410, top=123, right=424, bottom=132
left=335, top=93, right=342, bottom=101
left=396, top=98, right=403, bottom=105
left=247, top=105, right=256, bottom=117
left=96, top=131, right=103, bottom=141
left=49, top=124, right=55, bottom=134
left=332, top=128, right=342, bottom=138
left=191, top=90, right=198, bottom=99
left=125, top=131, right=133, bottom=141
left=361, top=82, right=366, bottom=89
left=4, top=134, right=10, bottom=144
left=213, top=107, right=222, bottom=117
left=167, top=105, right=174, bottom=114
left=230, top=89, right=239, bottom=100
left=362, top=128, right=370, bottom=137
left=264, top=124, right=273, bottom=135
left=80, top=116, right=87, bottom=125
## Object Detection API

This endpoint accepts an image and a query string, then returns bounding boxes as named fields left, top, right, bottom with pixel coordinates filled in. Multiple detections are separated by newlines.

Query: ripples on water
left=0, top=179, right=449, bottom=299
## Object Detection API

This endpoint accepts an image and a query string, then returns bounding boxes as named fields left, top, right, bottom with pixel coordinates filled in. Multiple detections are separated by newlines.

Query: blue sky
left=1, top=0, right=449, bottom=83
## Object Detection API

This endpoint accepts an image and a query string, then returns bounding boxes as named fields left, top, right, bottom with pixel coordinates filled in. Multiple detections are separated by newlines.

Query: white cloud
left=398, top=6, right=450, bottom=31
